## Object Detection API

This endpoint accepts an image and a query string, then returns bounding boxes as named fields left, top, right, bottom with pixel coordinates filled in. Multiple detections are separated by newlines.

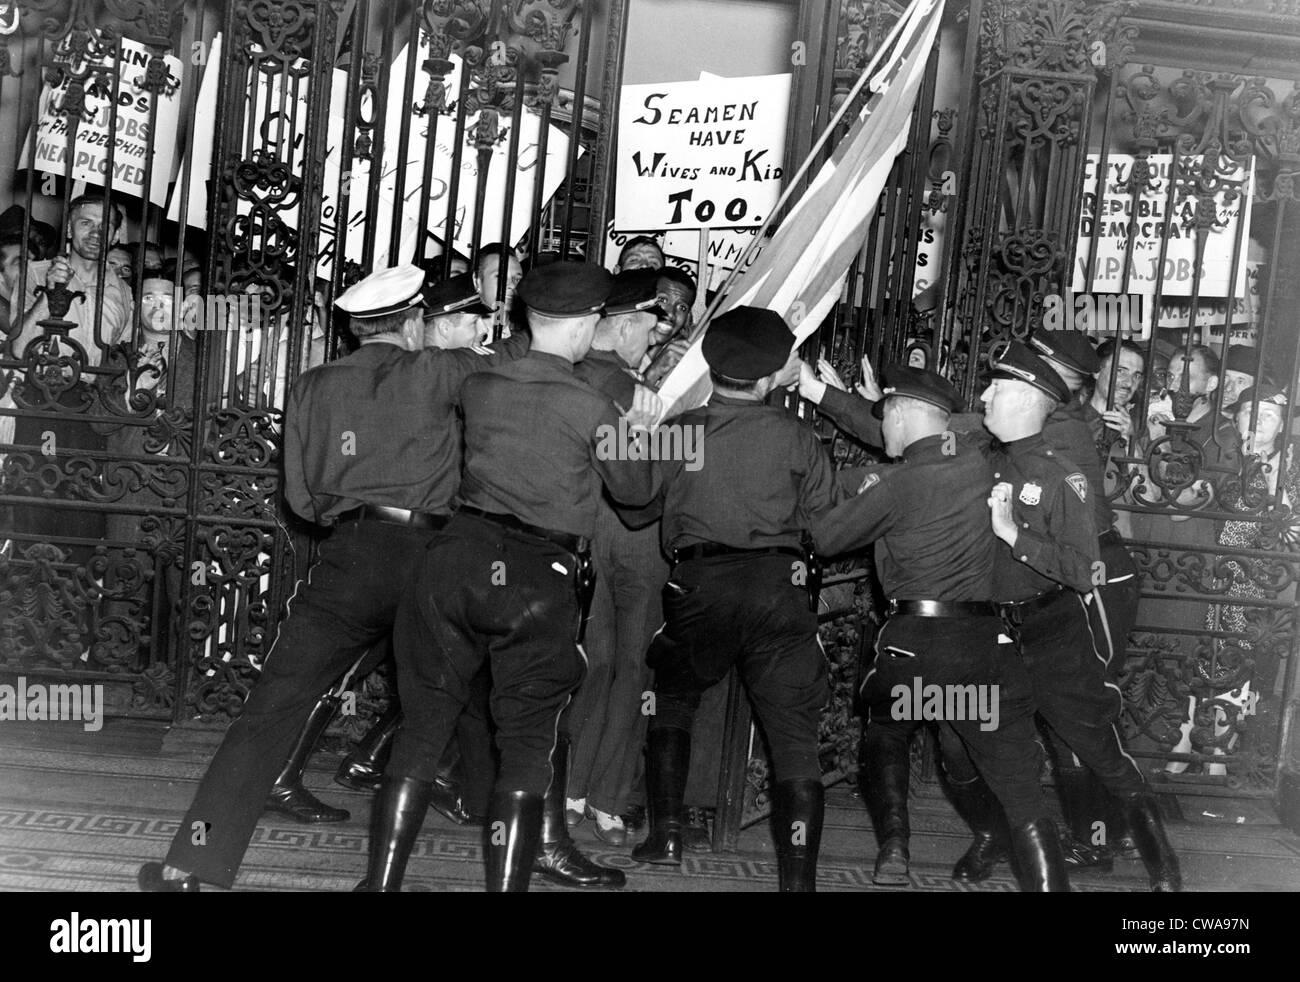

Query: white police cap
left=335, top=264, right=425, bottom=318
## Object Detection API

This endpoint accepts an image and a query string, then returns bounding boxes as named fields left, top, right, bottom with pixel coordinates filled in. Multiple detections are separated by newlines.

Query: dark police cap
left=1225, top=383, right=1297, bottom=417
left=701, top=306, right=792, bottom=382
left=989, top=340, right=1071, bottom=404
left=1224, top=345, right=1259, bottom=377
left=871, top=364, right=963, bottom=419
left=422, top=272, right=492, bottom=317
left=1029, top=329, right=1100, bottom=376
left=603, top=268, right=665, bottom=317
left=515, top=261, right=612, bottom=317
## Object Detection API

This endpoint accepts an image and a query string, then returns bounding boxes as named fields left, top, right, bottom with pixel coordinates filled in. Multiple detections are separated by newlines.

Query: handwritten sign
left=26, top=37, right=182, bottom=207
left=615, top=73, right=790, bottom=230
left=1071, top=153, right=1253, bottom=298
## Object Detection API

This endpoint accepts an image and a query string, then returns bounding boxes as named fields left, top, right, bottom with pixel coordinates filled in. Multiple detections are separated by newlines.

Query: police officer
left=805, top=364, right=1069, bottom=890
left=978, top=342, right=1181, bottom=892
left=1031, top=330, right=1141, bottom=868
left=367, top=262, right=662, bottom=892
left=630, top=307, right=836, bottom=891
left=137, top=265, right=528, bottom=892
left=566, top=268, right=671, bottom=845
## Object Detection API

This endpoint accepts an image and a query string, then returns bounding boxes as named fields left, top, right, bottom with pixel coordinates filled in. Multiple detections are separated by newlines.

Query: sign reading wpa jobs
left=616, top=73, right=791, bottom=231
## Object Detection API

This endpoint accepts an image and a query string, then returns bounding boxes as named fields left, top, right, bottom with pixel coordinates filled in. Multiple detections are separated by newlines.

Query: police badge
left=1019, top=482, right=1042, bottom=506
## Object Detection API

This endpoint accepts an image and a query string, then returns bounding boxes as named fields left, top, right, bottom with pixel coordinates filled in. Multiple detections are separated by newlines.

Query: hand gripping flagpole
left=644, top=0, right=932, bottom=389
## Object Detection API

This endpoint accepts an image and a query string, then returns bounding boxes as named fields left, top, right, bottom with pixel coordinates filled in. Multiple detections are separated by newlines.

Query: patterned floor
left=1, top=720, right=1298, bottom=892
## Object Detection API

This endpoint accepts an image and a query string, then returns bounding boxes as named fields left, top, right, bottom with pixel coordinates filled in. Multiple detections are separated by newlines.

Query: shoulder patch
left=857, top=472, right=881, bottom=495
left=1066, top=473, right=1088, bottom=502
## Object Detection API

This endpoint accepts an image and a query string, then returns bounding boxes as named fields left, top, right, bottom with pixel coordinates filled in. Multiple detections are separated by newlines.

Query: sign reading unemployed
left=1071, top=153, right=1254, bottom=297
left=616, top=73, right=791, bottom=231
left=25, top=37, right=182, bottom=208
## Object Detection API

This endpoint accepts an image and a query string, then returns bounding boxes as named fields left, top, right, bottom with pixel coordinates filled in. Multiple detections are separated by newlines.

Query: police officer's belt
left=337, top=505, right=449, bottom=529
left=887, top=599, right=1000, bottom=618
left=458, top=505, right=588, bottom=555
left=998, top=585, right=1065, bottom=615
left=670, top=542, right=805, bottom=566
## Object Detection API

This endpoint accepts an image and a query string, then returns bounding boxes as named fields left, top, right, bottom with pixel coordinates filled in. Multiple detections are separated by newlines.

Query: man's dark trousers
left=165, top=519, right=437, bottom=887
left=389, top=513, right=586, bottom=795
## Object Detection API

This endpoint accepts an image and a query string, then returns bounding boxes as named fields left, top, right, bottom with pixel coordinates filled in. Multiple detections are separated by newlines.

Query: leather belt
left=998, top=585, right=1065, bottom=615
left=670, top=542, right=805, bottom=566
left=458, top=505, right=588, bottom=555
left=887, top=599, right=1000, bottom=619
left=336, top=504, right=448, bottom=530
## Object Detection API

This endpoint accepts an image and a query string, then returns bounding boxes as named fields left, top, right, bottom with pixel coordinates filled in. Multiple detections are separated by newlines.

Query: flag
left=654, top=0, right=945, bottom=419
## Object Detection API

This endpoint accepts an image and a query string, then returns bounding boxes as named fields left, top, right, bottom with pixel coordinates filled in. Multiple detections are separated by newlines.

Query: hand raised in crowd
left=987, top=481, right=1019, bottom=547
left=1101, top=408, right=1134, bottom=442
left=621, top=383, right=664, bottom=431
left=44, top=255, right=74, bottom=290
left=772, top=350, right=801, bottom=390
left=643, top=338, right=690, bottom=388
left=797, top=359, right=827, bottom=404
left=856, top=354, right=883, bottom=401
left=816, top=356, right=847, bottom=392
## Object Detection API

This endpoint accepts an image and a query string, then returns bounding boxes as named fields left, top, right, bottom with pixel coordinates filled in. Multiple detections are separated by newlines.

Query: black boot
left=1055, top=767, right=1114, bottom=872
left=863, top=727, right=911, bottom=886
left=631, top=727, right=691, bottom=866
left=1123, top=791, right=1182, bottom=892
left=770, top=778, right=825, bottom=892
left=1009, top=816, right=1071, bottom=892
left=265, top=693, right=350, bottom=823
left=533, top=736, right=625, bottom=887
left=335, top=705, right=402, bottom=792
left=948, top=776, right=1009, bottom=882
left=354, top=775, right=434, bottom=892
left=485, top=790, right=545, bottom=892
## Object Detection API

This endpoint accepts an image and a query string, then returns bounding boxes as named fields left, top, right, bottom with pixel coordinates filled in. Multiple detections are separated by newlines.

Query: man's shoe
left=265, top=784, right=350, bottom=824
left=1059, top=833, right=1114, bottom=872
left=137, top=862, right=200, bottom=893
left=534, top=839, right=626, bottom=888
left=429, top=775, right=478, bottom=826
left=565, top=797, right=586, bottom=830
left=587, top=806, right=628, bottom=847
left=682, top=807, right=711, bottom=852
left=947, top=776, right=1008, bottom=882
left=872, top=836, right=910, bottom=886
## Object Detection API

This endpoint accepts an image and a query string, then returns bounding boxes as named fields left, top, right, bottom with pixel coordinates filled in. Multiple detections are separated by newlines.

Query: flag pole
left=679, top=0, right=929, bottom=346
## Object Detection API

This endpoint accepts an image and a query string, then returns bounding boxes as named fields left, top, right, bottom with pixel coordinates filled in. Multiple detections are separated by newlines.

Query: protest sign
left=615, top=73, right=790, bottom=231
left=1071, top=153, right=1253, bottom=297
left=26, top=37, right=182, bottom=207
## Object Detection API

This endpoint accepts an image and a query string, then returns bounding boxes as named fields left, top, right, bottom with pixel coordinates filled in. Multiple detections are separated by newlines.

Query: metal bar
left=712, top=668, right=752, bottom=855
left=440, top=64, right=473, bottom=276
left=331, top=0, right=367, bottom=322
left=361, top=0, right=397, bottom=269
left=388, top=3, right=422, bottom=262
left=558, top=0, right=593, bottom=257
left=526, top=92, right=553, bottom=265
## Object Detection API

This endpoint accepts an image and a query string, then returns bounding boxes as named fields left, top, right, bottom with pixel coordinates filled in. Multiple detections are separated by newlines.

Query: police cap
left=702, top=306, right=792, bottom=382
left=1029, top=329, right=1100, bottom=376
left=603, top=268, right=665, bottom=318
left=872, top=364, right=964, bottom=419
left=423, top=272, right=492, bottom=317
left=516, top=261, right=613, bottom=317
left=335, top=264, right=425, bottom=319
left=990, top=341, right=1071, bottom=404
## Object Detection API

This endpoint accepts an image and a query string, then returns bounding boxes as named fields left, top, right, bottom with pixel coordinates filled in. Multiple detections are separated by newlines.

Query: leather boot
left=354, top=775, right=434, bottom=892
left=1055, top=767, right=1114, bottom=872
left=1107, top=790, right=1140, bottom=859
left=1123, top=791, right=1182, bottom=892
left=265, top=693, right=350, bottom=823
left=631, top=727, right=691, bottom=866
left=335, top=704, right=402, bottom=792
left=485, top=790, right=545, bottom=892
left=771, top=778, right=825, bottom=892
left=1009, top=816, right=1071, bottom=892
left=533, top=736, right=626, bottom=887
left=863, top=727, right=911, bottom=885
left=948, top=776, right=1009, bottom=882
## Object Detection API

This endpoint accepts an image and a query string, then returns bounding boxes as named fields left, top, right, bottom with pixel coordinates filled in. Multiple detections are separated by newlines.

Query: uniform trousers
left=863, top=613, right=1046, bottom=824
left=389, top=513, right=585, bottom=795
left=567, top=504, right=667, bottom=814
left=646, top=553, right=827, bottom=783
left=165, top=518, right=437, bottom=887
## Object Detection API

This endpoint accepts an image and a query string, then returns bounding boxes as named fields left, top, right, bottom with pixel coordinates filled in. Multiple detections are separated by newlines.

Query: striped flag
left=655, top=0, right=945, bottom=419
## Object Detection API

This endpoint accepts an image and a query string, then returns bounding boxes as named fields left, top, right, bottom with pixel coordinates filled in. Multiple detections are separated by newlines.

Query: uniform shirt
left=810, top=430, right=998, bottom=601
left=1047, top=397, right=1114, bottom=533
left=646, top=393, right=841, bottom=554
left=574, top=346, right=636, bottom=407
left=283, top=333, right=528, bottom=525
left=992, top=432, right=1099, bottom=598
left=17, top=259, right=133, bottom=368
left=457, top=349, right=658, bottom=538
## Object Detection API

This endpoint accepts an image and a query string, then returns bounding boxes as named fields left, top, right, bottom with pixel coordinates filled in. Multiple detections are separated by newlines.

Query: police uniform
left=138, top=265, right=527, bottom=892
left=375, top=262, right=659, bottom=892
left=567, top=270, right=671, bottom=842
left=810, top=366, right=1067, bottom=890
left=987, top=343, right=1181, bottom=892
left=630, top=307, right=837, bottom=891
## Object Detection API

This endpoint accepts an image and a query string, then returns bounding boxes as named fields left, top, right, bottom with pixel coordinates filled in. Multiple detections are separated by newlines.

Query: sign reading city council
left=616, top=73, right=791, bottom=230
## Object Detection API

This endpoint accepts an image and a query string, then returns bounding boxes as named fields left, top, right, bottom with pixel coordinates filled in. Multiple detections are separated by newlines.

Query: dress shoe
left=682, top=807, right=711, bottom=852
left=872, top=836, right=910, bottom=886
left=265, top=784, right=350, bottom=823
left=429, top=775, right=479, bottom=826
left=137, top=862, right=200, bottom=892
left=565, top=797, right=586, bottom=829
left=587, top=805, right=628, bottom=847
left=534, top=737, right=625, bottom=887
left=1059, top=833, right=1114, bottom=872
